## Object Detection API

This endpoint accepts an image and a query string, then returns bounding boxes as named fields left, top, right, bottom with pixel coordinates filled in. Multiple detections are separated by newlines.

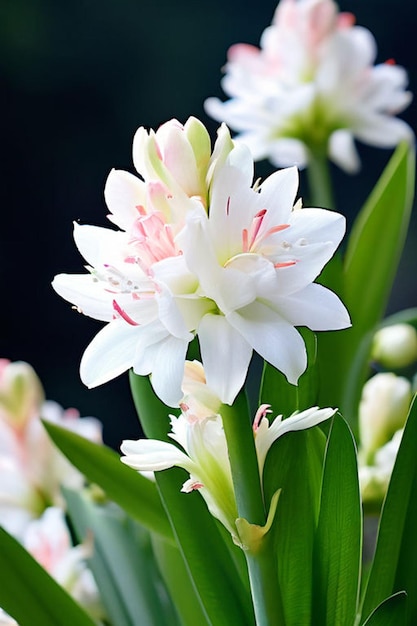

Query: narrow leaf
left=362, top=592, right=407, bottom=626
left=263, top=426, right=326, bottom=626
left=361, top=395, right=417, bottom=625
left=43, top=420, right=173, bottom=541
left=0, top=526, right=96, bottom=626
left=342, top=142, right=415, bottom=420
left=65, top=489, right=177, bottom=626
left=313, top=415, right=362, bottom=626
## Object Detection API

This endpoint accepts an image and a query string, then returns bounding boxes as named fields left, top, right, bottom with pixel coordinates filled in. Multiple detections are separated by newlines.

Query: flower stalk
left=306, top=148, right=334, bottom=210
left=221, top=395, right=286, bottom=626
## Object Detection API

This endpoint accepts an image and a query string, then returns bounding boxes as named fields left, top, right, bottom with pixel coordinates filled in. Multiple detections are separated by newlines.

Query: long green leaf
left=362, top=592, right=407, bottom=626
left=313, top=415, right=362, bottom=626
left=43, top=420, right=173, bottom=541
left=65, top=489, right=177, bottom=626
left=263, top=426, right=326, bottom=626
left=342, top=142, right=415, bottom=421
left=129, top=371, right=255, bottom=626
left=0, top=526, right=96, bottom=626
left=361, top=394, right=417, bottom=625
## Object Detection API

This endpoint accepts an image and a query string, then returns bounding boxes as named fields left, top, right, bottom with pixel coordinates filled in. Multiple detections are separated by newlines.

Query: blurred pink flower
left=205, top=0, right=413, bottom=172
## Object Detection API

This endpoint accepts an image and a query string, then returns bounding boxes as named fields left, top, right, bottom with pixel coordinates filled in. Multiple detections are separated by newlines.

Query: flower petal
left=198, top=314, right=253, bottom=405
left=120, top=438, right=193, bottom=472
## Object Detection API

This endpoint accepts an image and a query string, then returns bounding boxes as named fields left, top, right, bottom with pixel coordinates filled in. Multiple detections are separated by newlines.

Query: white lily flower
left=205, top=0, right=413, bottom=172
left=121, top=365, right=336, bottom=543
left=53, top=119, right=349, bottom=406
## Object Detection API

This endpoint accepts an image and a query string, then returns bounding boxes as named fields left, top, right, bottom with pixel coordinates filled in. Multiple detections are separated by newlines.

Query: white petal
left=257, top=167, right=299, bottom=223
left=273, top=283, right=351, bottom=331
left=148, top=335, right=189, bottom=407
left=73, top=223, right=130, bottom=268
left=198, top=314, right=253, bottom=404
left=328, top=129, right=361, bottom=174
left=52, top=274, right=114, bottom=321
left=227, top=302, right=307, bottom=384
left=104, top=169, right=146, bottom=230
left=120, top=438, right=192, bottom=472
left=80, top=319, right=140, bottom=387
left=272, top=406, right=337, bottom=439
left=354, top=114, right=413, bottom=147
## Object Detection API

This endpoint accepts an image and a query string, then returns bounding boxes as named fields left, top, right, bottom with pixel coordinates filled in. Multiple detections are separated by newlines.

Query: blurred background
left=1, top=0, right=416, bottom=448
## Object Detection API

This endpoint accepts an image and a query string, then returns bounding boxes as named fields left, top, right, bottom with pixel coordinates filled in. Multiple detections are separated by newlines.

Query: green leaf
left=259, top=327, right=319, bottom=417
left=129, top=371, right=255, bottom=626
left=65, top=489, right=177, bottom=626
left=362, top=592, right=407, bottom=626
left=313, top=415, right=362, bottom=626
left=342, top=142, right=415, bottom=421
left=361, top=394, right=417, bottom=625
left=43, top=420, right=173, bottom=541
left=263, top=425, right=326, bottom=626
left=0, top=526, right=96, bottom=626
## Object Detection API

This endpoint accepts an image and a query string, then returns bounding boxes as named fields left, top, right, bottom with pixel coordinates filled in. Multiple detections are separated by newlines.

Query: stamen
left=112, top=300, right=139, bottom=326
left=274, top=260, right=297, bottom=269
left=253, top=404, right=272, bottom=432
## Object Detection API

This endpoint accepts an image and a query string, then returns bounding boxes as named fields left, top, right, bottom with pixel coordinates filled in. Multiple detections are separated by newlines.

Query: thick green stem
left=221, top=395, right=286, bottom=626
left=306, top=149, right=335, bottom=210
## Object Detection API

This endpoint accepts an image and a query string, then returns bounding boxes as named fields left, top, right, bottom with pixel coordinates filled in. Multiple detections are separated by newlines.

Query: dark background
left=1, top=0, right=416, bottom=448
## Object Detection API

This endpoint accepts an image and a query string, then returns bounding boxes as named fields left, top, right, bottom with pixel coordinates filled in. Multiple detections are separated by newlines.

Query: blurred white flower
left=358, top=372, right=411, bottom=464
left=23, top=507, right=104, bottom=620
left=53, top=119, right=349, bottom=406
left=0, top=360, right=102, bottom=539
left=359, top=428, right=403, bottom=507
left=372, top=323, right=417, bottom=369
left=205, top=0, right=413, bottom=172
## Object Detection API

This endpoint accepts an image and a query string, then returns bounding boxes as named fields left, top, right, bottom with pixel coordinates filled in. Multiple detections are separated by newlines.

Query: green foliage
left=43, top=420, right=173, bottom=541
left=129, top=371, right=255, bottom=626
left=313, top=415, right=362, bottom=626
left=65, top=489, right=178, bottom=626
left=263, top=426, right=326, bottom=626
left=361, top=592, right=407, bottom=626
left=361, top=395, right=417, bottom=625
left=0, top=526, right=96, bottom=626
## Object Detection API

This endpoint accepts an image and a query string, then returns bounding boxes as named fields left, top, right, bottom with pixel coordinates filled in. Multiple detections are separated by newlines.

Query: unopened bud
left=359, top=372, right=411, bottom=463
left=372, top=323, right=417, bottom=369
left=0, top=360, right=44, bottom=430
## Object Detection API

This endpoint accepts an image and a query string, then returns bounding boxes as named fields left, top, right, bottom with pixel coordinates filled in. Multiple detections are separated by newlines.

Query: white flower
left=53, top=119, right=350, bottom=406
left=121, top=366, right=336, bottom=543
left=23, top=507, right=104, bottom=619
left=358, top=372, right=411, bottom=464
left=359, top=428, right=403, bottom=507
left=205, top=0, right=413, bottom=172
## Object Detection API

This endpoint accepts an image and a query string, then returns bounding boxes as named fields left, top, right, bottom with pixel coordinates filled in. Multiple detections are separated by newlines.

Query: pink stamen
left=242, top=209, right=290, bottom=253
left=135, top=205, right=147, bottom=216
left=189, top=481, right=204, bottom=491
left=385, top=58, right=396, bottom=66
left=112, top=300, right=139, bottom=326
left=253, top=404, right=272, bottom=432
left=274, top=260, right=297, bottom=269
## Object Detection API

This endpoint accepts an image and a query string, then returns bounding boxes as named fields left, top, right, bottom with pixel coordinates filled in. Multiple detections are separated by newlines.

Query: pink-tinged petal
left=120, top=438, right=193, bottom=472
left=52, top=274, right=115, bottom=321
left=228, top=301, right=307, bottom=385
left=80, top=319, right=140, bottom=388
left=273, top=282, right=351, bottom=331
left=104, top=169, right=147, bottom=230
left=198, top=314, right=253, bottom=405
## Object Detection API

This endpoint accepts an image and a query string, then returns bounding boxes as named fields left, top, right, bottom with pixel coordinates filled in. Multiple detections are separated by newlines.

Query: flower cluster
left=205, top=0, right=413, bottom=172
left=0, top=359, right=104, bottom=620
left=53, top=117, right=350, bottom=407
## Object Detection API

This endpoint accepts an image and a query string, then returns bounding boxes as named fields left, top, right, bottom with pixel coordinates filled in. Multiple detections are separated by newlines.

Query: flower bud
left=359, top=372, right=411, bottom=463
left=372, top=323, right=417, bottom=369
left=0, top=360, right=44, bottom=430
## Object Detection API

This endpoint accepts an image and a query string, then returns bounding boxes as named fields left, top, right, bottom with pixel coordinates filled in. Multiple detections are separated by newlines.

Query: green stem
left=221, top=395, right=286, bottom=626
left=306, top=148, right=335, bottom=210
